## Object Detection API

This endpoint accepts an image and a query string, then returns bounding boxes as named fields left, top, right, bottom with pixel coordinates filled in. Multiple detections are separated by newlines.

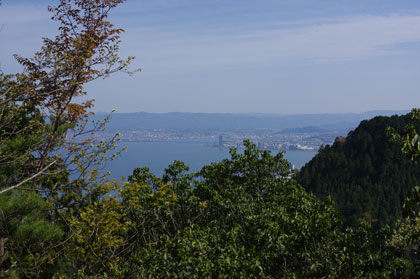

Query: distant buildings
left=94, top=129, right=336, bottom=151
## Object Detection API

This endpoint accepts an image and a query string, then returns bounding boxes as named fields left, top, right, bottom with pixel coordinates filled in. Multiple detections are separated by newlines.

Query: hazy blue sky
left=1, top=0, right=420, bottom=114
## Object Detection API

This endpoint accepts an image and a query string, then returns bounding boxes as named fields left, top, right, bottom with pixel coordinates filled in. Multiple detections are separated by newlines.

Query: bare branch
left=0, top=160, right=56, bottom=195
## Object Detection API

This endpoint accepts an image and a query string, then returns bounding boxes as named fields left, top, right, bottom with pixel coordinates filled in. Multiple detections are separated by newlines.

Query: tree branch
left=0, top=160, right=57, bottom=195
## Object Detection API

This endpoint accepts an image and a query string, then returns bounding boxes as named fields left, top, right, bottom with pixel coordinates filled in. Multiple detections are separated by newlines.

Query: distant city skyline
left=1, top=0, right=420, bottom=114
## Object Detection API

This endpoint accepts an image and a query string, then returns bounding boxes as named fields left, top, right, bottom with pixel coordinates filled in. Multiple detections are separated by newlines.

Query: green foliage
left=386, top=108, right=420, bottom=276
left=389, top=212, right=420, bottom=278
left=297, top=110, right=420, bottom=276
left=112, top=140, right=402, bottom=278
left=403, top=186, right=420, bottom=218
left=0, top=74, right=48, bottom=188
left=297, top=114, right=420, bottom=227
left=64, top=195, right=131, bottom=278
left=388, top=108, right=420, bottom=163
left=0, top=192, right=65, bottom=278
left=387, top=108, right=420, bottom=218
left=0, top=0, right=136, bottom=277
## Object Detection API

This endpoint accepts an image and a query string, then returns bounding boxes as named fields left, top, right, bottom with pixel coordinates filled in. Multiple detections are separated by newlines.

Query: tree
left=298, top=114, right=420, bottom=227
left=388, top=109, right=420, bottom=163
left=110, top=141, right=403, bottom=278
left=0, top=0, right=138, bottom=277
left=0, top=0, right=138, bottom=195
left=387, top=108, right=420, bottom=277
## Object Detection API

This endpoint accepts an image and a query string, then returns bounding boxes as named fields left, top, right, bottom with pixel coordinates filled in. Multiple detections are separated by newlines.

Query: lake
left=105, top=139, right=317, bottom=179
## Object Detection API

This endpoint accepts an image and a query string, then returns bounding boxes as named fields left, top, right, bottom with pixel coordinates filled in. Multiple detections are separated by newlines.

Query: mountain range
left=94, top=110, right=409, bottom=132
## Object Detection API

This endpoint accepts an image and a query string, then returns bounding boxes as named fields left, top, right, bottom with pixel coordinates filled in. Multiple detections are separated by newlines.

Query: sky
left=1, top=0, right=420, bottom=114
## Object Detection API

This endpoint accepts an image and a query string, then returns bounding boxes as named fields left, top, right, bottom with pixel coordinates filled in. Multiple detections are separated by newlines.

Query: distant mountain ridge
left=276, top=126, right=328, bottom=134
left=94, top=110, right=409, bottom=132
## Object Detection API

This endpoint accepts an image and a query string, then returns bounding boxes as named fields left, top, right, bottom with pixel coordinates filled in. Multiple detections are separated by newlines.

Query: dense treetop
left=298, top=114, right=420, bottom=227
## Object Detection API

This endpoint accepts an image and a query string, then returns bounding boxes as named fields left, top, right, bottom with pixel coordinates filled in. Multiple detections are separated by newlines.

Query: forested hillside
left=298, top=114, right=420, bottom=227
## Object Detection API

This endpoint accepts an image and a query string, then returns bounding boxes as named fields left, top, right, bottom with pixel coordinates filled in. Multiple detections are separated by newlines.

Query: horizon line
left=94, top=109, right=411, bottom=116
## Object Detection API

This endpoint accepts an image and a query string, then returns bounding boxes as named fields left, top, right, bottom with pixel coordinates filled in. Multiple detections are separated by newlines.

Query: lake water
left=105, top=139, right=317, bottom=179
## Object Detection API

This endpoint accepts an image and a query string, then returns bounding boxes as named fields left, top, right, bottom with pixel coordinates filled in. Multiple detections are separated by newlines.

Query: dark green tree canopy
left=298, top=114, right=420, bottom=227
